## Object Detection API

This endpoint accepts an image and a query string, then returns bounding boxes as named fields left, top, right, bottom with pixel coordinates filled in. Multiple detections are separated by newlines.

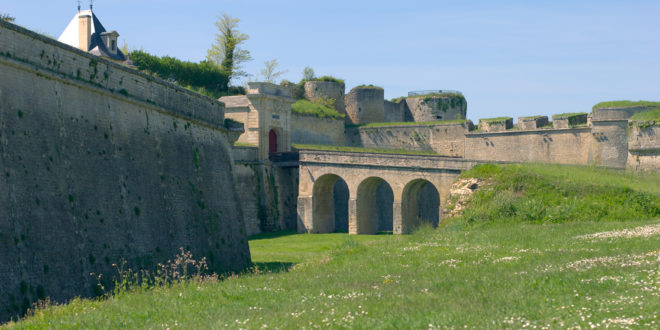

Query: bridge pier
left=297, top=196, right=313, bottom=233
left=393, top=202, right=403, bottom=234
left=348, top=198, right=358, bottom=234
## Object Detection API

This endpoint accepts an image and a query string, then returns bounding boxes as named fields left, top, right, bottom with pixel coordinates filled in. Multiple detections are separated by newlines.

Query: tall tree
left=206, top=13, right=252, bottom=89
left=302, top=66, right=315, bottom=81
left=260, top=59, right=287, bottom=84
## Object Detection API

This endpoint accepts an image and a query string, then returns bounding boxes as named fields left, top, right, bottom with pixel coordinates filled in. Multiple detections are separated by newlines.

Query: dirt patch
left=443, top=177, right=488, bottom=218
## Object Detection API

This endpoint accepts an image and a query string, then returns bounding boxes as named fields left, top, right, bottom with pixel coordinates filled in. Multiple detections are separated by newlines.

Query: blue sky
left=3, top=0, right=659, bottom=121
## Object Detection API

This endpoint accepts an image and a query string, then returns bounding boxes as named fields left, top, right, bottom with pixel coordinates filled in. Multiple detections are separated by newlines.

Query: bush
left=128, top=50, right=236, bottom=97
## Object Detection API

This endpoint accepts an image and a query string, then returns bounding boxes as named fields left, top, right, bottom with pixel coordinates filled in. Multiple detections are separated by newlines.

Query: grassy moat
left=5, top=164, right=660, bottom=328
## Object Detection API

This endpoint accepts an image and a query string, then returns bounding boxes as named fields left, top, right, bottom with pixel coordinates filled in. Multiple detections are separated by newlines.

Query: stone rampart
left=304, top=81, right=346, bottom=115
left=347, top=121, right=472, bottom=157
left=465, top=128, right=592, bottom=164
left=345, top=87, right=385, bottom=124
left=589, top=120, right=629, bottom=169
left=383, top=100, right=404, bottom=122
left=404, top=95, right=467, bottom=122
left=291, top=113, right=345, bottom=146
left=0, top=21, right=250, bottom=321
left=626, top=123, right=660, bottom=172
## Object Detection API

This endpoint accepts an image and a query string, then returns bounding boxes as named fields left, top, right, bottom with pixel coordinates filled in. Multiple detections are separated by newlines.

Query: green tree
left=1, top=13, right=15, bottom=23
left=302, top=66, right=315, bottom=81
left=206, top=13, right=252, bottom=89
left=260, top=59, right=287, bottom=84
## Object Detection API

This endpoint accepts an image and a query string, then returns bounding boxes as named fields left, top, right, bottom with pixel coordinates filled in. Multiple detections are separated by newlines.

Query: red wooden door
left=269, top=129, right=277, bottom=154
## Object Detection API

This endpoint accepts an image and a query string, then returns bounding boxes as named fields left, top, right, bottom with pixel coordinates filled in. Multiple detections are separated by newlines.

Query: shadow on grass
left=248, top=231, right=298, bottom=241
left=252, top=262, right=295, bottom=273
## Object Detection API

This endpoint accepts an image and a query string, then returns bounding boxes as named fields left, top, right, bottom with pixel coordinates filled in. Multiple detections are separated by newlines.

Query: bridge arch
left=312, top=173, right=349, bottom=233
left=401, top=179, right=441, bottom=233
left=355, top=177, right=393, bottom=234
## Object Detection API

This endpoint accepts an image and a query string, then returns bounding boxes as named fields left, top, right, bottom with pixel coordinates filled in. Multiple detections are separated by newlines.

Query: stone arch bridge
left=292, top=150, right=480, bottom=234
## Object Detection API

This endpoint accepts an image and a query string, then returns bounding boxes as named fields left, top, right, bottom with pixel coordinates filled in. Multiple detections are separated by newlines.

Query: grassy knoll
left=630, top=108, right=660, bottom=122
left=291, top=99, right=345, bottom=120
left=292, top=143, right=440, bottom=156
left=454, top=164, right=660, bottom=225
left=593, top=100, right=660, bottom=110
left=7, top=164, right=660, bottom=328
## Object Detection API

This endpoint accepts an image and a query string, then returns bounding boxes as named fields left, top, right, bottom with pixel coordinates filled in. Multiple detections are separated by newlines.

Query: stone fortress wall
left=2, top=14, right=659, bottom=322
left=284, top=79, right=659, bottom=173
left=0, top=20, right=251, bottom=321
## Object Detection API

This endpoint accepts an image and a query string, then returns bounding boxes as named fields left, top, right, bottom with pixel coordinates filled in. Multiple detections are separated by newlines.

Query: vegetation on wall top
left=390, top=92, right=466, bottom=107
left=291, top=100, right=345, bottom=120
left=353, top=84, right=383, bottom=90
left=630, top=108, right=660, bottom=123
left=479, top=117, right=512, bottom=124
left=129, top=50, right=244, bottom=99
left=592, top=100, right=660, bottom=110
left=349, top=119, right=470, bottom=128
left=551, top=112, right=587, bottom=120
left=305, top=76, right=345, bottom=86
left=518, top=115, right=546, bottom=120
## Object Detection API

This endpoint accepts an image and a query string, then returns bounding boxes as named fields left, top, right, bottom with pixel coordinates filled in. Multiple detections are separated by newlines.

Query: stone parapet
left=518, top=116, right=549, bottom=130
left=552, top=113, right=588, bottom=129
left=0, top=20, right=227, bottom=131
left=478, top=117, right=513, bottom=132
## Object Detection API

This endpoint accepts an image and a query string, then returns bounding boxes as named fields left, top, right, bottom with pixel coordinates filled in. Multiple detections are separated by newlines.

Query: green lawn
left=6, top=164, right=660, bottom=328
left=8, top=220, right=660, bottom=328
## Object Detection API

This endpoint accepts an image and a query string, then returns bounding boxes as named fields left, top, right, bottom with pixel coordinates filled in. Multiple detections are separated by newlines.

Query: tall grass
left=455, top=164, right=660, bottom=225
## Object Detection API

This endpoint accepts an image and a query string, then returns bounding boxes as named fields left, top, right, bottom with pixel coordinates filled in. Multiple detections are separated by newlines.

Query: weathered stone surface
left=465, top=128, right=592, bottom=164
left=304, top=81, right=346, bottom=115
left=347, top=121, right=472, bottom=157
left=553, top=113, right=587, bottom=129
left=345, top=87, right=385, bottom=124
left=0, top=20, right=249, bottom=321
left=627, top=123, right=660, bottom=173
left=518, top=116, right=549, bottom=130
left=404, top=95, right=467, bottom=122
left=478, top=118, right=513, bottom=132
left=290, top=113, right=345, bottom=146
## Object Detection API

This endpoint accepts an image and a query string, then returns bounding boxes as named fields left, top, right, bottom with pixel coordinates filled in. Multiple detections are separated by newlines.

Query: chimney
left=78, top=13, right=91, bottom=51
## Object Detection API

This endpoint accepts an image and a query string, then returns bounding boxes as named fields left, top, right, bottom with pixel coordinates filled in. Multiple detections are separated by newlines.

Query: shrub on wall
left=128, top=50, right=241, bottom=98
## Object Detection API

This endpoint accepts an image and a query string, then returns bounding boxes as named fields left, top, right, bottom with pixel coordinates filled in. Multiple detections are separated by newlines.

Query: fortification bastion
left=0, top=20, right=250, bottom=321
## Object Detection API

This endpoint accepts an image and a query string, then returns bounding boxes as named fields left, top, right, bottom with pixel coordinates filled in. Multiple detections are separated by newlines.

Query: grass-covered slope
left=593, top=100, right=660, bottom=110
left=291, top=99, right=345, bottom=120
left=630, top=108, right=660, bottom=122
left=7, top=164, right=660, bottom=328
left=452, top=164, right=660, bottom=224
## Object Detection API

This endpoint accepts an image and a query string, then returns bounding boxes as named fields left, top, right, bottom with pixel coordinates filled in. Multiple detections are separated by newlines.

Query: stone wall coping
left=292, top=112, right=344, bottom=122
left=246, top=92, right=296, bottom=104
left=0, top=20, right=230, bottom=132
left=466, top=126, right=590, bottom=137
